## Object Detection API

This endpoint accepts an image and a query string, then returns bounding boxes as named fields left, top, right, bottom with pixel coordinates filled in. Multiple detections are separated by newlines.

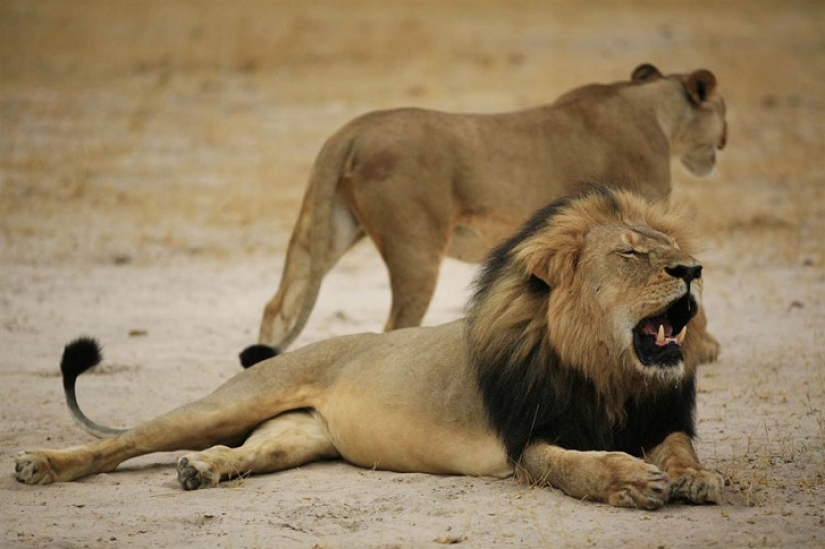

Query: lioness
left=256, top=63, right=727, bottom=356
left=16, top=189, right=722, bottom=509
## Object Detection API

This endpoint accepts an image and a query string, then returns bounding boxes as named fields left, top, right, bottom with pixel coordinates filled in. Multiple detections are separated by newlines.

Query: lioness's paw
left=176, top=455, right=218, bottom=490
left=670, top=467, right=724, bottom=504
left=602, top=454, right=670, bottom=510
left=15, top=451, right=56, bottom=485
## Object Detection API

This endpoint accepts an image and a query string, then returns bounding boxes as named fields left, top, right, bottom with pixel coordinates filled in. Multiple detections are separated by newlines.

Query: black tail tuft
left=61, top=337, right=103, bottom=389
left=239, top=344, right=279, bottom=368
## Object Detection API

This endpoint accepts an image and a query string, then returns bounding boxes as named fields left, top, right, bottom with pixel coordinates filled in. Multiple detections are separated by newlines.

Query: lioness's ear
left=686, top=69, right=717, bottom=105
left=631, top=63, right=662, bottom=81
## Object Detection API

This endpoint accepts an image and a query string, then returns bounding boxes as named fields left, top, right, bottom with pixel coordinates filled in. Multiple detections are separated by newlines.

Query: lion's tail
left=253, top=130, right=361, bottom=364
left=60, top=337, right=127, bottom=438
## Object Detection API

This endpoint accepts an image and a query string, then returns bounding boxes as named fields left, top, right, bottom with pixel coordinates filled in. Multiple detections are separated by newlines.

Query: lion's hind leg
left=516, top=443, right=671, bottom=510
left=176, top=410, right=339, bottom=490
left=15, top=435, right=159, bottom=485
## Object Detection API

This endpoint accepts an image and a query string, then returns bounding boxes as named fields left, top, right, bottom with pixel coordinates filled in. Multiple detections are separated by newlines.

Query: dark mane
left=466, top=192, right=696, bottom=463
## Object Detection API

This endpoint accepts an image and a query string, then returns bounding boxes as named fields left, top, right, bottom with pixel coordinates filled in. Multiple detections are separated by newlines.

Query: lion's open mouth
left=632, top=292, right=697, bottom=367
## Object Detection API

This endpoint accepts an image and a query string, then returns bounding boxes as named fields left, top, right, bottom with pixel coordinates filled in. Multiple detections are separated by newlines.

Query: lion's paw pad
left=176, top=456, right=217, bottom=490
left=14, top=451, right=55, bottom=485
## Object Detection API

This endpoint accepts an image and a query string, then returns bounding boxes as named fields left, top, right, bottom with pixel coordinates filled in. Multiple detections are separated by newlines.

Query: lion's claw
left=671, top=468, right=724, bottom=504
left=607, top=468, right=670, bottom=510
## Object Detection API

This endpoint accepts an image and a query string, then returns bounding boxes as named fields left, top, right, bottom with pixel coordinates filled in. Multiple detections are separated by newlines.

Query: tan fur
left=258, top=64, right=727, bottom=353
left=16, top=190, right=722, bottom=509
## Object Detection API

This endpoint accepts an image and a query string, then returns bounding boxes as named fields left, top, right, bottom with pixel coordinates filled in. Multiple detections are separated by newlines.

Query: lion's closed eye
left=618, top=249, right=647, bottom=259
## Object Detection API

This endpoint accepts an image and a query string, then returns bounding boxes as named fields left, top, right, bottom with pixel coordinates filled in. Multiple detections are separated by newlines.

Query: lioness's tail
left=255, top=130, right=363, bottom=362
left=61, top=337, right=126, bottom=438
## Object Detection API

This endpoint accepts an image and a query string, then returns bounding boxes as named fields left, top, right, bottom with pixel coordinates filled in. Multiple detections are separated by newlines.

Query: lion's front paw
left=176, top=455, right=218, bottom=490
left=601, top=453, right=670, bottom=510
left=670, top=467, right=724, bottom=504
left=15, top=451, right=57, bottom=485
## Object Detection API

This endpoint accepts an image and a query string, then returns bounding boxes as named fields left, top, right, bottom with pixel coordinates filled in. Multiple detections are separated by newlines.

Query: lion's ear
left=631, top=63, right=662, bottom=81
left=529, top=266, right=553, bottom=290
left=524, top=241, right=579, bottom=291
left=685, top=69, right=717, bottom=105
left=515, top=213, right=584, bottom=291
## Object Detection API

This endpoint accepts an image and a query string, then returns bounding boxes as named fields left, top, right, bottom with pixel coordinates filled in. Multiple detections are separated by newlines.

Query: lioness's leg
left=516, top=443, right=670, bottom=510
left=382, top=244, right=444, bottom=331
left=346, top=169, right=453, bottom=331
left=176, top=411, right=339, bottom=490
left=646, top=432, right=723, bottom=503
left=356, top=210, right=449, bottom=331
left=260, top=197, right=364, bottom=349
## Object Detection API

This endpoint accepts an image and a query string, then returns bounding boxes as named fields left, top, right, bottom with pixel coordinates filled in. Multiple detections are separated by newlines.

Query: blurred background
left=2, top=0, right=823, bottom=268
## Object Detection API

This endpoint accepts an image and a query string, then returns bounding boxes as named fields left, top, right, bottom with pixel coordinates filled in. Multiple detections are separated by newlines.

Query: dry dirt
left=2, top=1, right=824, bottom=547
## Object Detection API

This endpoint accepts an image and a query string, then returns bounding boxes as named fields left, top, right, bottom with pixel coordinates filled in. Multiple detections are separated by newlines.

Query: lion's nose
left=665, top=264, right=702, bottom=283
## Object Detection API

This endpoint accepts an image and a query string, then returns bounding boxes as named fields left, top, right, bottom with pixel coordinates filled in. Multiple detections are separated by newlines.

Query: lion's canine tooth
left=656, top=324, right=665, bottom=345
left=676, top=326, right=687, bottom=345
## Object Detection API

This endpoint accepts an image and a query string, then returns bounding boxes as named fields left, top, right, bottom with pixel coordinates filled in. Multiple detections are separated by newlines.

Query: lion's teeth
left=676, top=326, right=687, bottom=345
left=656, top=324, right=665, bottom=345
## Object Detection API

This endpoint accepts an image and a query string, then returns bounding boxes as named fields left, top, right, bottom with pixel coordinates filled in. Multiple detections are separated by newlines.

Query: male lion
left=256, top=63, right=727, bottom=356
left=16, top=189, right=722, bottom=509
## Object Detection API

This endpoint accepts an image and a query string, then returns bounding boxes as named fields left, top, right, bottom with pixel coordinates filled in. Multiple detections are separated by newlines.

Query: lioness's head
left=468, top=188, right=705, bottom=405
left=632, top=63, right=727, bottom=177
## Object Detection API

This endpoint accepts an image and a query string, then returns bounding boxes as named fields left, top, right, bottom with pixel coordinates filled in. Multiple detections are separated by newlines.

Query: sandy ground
left=2, top=1, right=824, bottom=547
